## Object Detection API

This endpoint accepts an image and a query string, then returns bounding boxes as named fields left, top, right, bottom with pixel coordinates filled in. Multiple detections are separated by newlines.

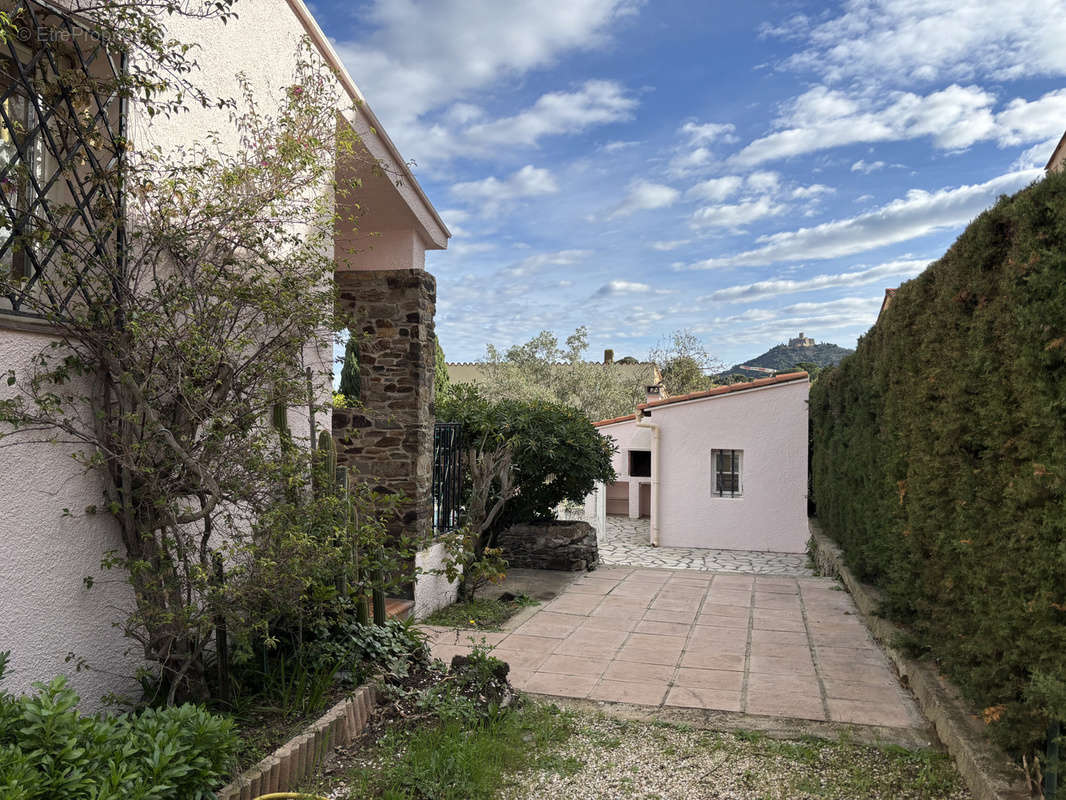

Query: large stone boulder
left=497, top=520, right=598, bottom=572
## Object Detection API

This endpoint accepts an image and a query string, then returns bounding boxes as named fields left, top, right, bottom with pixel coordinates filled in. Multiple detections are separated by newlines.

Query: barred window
left=712, top=449, right=742, bottom=497
left=0, top=1, right=125, bottom=319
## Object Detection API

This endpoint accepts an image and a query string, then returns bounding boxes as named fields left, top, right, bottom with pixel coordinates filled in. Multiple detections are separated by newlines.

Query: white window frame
left=711, top=449, right=743, bottom=498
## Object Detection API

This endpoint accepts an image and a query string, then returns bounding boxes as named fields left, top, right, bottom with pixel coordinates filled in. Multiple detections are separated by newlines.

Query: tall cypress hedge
left=810, top=170, right=1066, bottom=756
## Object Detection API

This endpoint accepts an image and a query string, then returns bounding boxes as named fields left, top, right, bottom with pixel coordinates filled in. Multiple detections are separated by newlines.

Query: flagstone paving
left=424, top=566, right=924, bottom=732
left=599, top=515, right=814, bottom=576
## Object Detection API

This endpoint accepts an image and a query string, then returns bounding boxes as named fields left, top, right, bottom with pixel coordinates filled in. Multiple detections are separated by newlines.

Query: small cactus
left=271, top=402, right=288, bottom=433
left=313, top=429, right=338, bottom=497
left=318, top=429, right=336, bottom=475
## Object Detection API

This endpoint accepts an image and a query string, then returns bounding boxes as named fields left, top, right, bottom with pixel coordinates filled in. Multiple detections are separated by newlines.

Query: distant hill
left=719, top=336, right=853, bottom=380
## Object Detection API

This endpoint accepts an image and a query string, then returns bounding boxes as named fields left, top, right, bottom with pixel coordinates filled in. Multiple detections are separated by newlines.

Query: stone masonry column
left=332, top=269, right=436, bottom=549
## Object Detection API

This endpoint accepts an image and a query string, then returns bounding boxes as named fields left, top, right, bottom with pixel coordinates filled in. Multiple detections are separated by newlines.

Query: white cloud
left=851, top=159, right=885, bottom=174
left=791, top=184, right=834, bottom=199
left=733, top=84, right=998, bottom=166
left=463, top=80, right=638, bottom=149
left=709, top=295, right=887, bottom=347
left=650, top=239, right=691, bottom=251
left=452, top=165, right=559, bottom=214
left=993, top=89, right=1066, bottom=146
left=603, top=139, right=640, bottom=152
left=701, top=259, right=929, bottom=303
left=608, top=180, right=680, bottom=219
left=683, top=169, right=1040, bottom=269
left=502, top=249, right=591, bottom=278
left=595, top=280, right=656, bottom=295
left=774, top=0, right=1066, bottom=87
left=745, top=171, right=781, bottom=192
left=689, top=197, right=785, bottom=229
left=410, top=81, right=638, bottom=164
left=679, top=121, right=737, bottom=146
left=438, top=208, right=472, bottom=237
left=668, top=121, right=737, bottom=177
left=1013, top=135, right=1063, bottom=171
left=668, top=146, right=716, bottom=177
left=335, top=0, right=640, bottom=130
left=684, top=176, right=744, bottom=203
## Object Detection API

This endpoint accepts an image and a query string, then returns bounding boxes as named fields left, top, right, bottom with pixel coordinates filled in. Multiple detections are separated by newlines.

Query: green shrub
left=308, top=617, right=429, bottom=685
left=0, top=656, right=236, bottom=799
left=810, top=170, right=1066, bottom=757
left=437, top=383, right=616, bottom=530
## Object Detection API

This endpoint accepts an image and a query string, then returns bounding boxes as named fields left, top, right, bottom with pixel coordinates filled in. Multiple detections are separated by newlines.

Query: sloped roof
left=592, top=371, right=809, bottom=427
left=284, top=0, right=449, bottom=246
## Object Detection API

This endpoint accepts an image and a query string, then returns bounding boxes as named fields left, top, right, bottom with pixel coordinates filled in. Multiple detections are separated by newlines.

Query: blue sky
left=315, top=0, right=1065, bottom=367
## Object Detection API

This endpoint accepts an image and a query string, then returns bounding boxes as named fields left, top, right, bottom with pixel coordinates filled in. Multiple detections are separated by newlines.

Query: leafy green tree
left=649, top=329, right=721, bottom=395
left=434, top=336, right=449, bottom=396
left=438, top=383, right=616, bottom=533
left=477, top=326, right=650, bottom=420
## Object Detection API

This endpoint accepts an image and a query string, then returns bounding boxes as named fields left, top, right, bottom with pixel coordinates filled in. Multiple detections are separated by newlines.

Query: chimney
left=645, top=383, right=663, bottom=404
left=604, top=348, right=614, bottom=364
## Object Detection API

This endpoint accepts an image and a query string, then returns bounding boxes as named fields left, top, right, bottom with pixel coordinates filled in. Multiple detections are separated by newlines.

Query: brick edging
left=217, top=685, right=376, bottom=800
left=808, top=520, right=1032, bottom=800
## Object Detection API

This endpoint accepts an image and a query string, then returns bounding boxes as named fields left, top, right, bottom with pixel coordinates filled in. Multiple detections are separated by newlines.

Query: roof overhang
left=285, top=0, right=449, bottom=249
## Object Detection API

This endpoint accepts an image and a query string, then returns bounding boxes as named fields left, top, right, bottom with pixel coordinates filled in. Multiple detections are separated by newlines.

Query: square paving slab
left=423, top=567, right=925, bottom=731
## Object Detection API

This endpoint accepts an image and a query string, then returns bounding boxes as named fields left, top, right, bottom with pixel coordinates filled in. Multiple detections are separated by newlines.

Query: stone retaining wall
left=217, top=685, right=375, bottom=800
left=497, top=521, right=598, bottom=571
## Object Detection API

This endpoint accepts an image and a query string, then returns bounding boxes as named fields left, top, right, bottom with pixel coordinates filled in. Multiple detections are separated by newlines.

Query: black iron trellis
left=0, top=0, right=126, bottom=319
left=432, top=422, right=462, bottom=534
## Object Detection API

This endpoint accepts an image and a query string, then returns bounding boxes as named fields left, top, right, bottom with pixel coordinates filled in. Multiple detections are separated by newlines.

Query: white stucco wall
left=595, top=379, right=810, bottom=552
left=0, top=331, right=144, bottom=706
left=413, top=542, right=459, bottom=620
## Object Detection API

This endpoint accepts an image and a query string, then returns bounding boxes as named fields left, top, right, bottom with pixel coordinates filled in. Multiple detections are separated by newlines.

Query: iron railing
left=0, top=0, right=126, bottom=318
left=432, top=422, right=462, bottom=533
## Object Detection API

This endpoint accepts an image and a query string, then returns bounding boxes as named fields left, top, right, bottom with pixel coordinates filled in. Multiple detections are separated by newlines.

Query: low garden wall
left=497, top=520, right=598, bottom=571
left=217, top=686, right=376, bottom=800
left=414, top=540, right=460, bottom=619
left=809, top=169, right=1066, bottom=759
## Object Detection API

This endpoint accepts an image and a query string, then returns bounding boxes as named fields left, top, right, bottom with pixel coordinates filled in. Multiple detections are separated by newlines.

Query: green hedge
left=810, top=170, right=1066, bottom=756
left=0, top=658, right=236, bottom=800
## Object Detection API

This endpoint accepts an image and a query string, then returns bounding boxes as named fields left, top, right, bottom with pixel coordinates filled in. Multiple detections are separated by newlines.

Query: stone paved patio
left=600, top=516, right=813, bottom=576
left=425, top=566, right=924, bottom=731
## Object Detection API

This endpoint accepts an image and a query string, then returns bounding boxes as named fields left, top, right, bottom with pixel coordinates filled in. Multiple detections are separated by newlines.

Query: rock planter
left=497, top=520, right=598, bottom=571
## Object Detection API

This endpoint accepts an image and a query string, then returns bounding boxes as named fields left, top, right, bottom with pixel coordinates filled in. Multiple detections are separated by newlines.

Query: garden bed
left=423, top=593, right=538, bottom=630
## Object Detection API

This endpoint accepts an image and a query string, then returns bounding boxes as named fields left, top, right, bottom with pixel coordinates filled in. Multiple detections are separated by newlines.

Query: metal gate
left=432, top=422, right=462, bottom=533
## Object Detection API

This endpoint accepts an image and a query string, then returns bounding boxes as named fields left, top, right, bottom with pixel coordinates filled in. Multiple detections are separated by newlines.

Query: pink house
left=592, top=372, right=810, bottom=552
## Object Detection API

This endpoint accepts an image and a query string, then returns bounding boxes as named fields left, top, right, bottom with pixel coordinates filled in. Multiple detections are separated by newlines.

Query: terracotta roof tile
left=638, top=371, right=808, bottom=411
left=592, top=413, right=637, bottom=428
left=590, top=371, right=809, bottom=426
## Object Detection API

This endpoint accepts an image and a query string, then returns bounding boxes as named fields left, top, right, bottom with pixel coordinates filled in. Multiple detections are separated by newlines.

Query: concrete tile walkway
left=424, top=566, right=923, bottom=731
left=600, top=516, right=813, bottom=576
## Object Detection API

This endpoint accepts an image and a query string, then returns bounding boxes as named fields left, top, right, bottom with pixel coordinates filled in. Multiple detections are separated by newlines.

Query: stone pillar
left=332, top=269, right=436, bottom=548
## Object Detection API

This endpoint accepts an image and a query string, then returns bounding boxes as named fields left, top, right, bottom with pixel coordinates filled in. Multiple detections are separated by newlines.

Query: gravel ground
left=499, top=710, right=970, bottom=800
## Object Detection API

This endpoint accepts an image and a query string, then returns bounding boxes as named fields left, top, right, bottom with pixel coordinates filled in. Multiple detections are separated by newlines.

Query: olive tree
left=477, top=326, right=649, bottom=420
